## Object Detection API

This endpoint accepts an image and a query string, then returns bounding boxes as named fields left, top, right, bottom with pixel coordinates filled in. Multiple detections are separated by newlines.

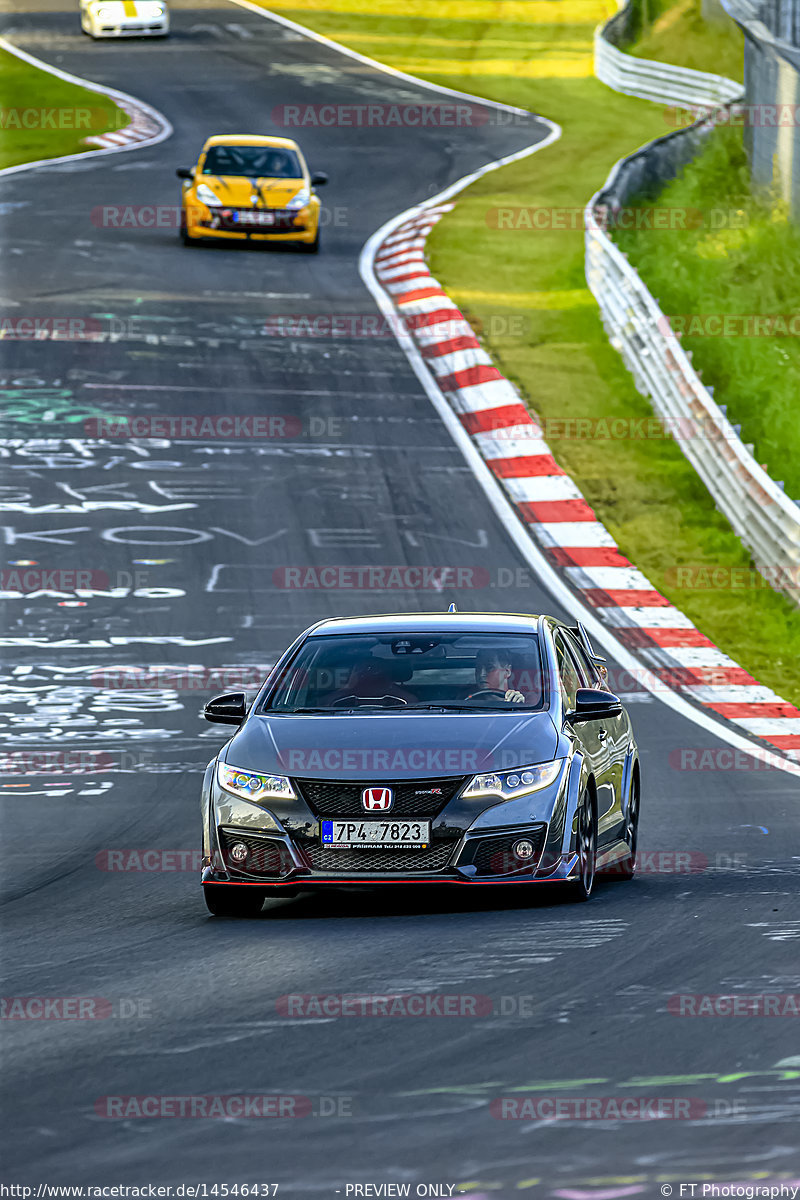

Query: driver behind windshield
left=465, top=651, right=525, bottom=704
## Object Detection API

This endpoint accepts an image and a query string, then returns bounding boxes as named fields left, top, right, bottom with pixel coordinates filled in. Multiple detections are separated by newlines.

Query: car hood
left=198, top=176, right=305, bottom=207
left=221, top=711, right=560, bottom=780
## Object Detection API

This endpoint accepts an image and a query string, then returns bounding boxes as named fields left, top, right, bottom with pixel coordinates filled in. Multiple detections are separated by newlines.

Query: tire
left=612, top=773, right=640, bottom=881
left=299, top=230, right=320, bottom=254
left=204, top=886, right=265, bottom=917
left=568, top=791, right=597, bottom=902
left=180, top=211, right=198, bottom=246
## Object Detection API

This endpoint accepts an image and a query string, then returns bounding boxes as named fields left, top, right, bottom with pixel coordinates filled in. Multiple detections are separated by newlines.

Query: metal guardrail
left=594, top=25, right=744, bottom=105
left=587, top=4, right=800, bottom=605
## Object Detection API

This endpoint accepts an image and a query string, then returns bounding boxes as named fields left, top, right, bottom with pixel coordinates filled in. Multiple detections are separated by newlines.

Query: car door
left=566, top=628, right=633, bottom=844
left=555, top=632, right=615, bottom=850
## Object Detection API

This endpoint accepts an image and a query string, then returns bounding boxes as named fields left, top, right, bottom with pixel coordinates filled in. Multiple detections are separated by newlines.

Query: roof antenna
left=447, top=602, right=458, bottom=613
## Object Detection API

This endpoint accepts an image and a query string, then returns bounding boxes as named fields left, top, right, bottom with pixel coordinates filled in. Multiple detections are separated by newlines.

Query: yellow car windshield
left=202, top=146, right=302, bottom=179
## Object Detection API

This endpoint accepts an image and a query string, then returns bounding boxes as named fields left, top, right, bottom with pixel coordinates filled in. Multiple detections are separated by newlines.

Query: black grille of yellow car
left=215, top=208, right=300, bottom=233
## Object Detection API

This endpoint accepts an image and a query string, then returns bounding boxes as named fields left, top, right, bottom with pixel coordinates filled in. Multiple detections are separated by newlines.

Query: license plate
left=321, top=819, right=430, bottom=848
left=233, top=211, right=275, bottom=226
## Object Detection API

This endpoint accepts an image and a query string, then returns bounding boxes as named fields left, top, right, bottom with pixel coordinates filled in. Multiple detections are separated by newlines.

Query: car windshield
left=264, top=632, right=545, bottom=713
left=201, top=145, right=302, bottom=179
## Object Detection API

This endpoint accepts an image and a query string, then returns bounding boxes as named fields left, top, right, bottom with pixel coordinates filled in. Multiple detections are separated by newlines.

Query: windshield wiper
left=406, top=703, right=534, bottom=712
left=403, top=703, right=492, bottom=712
left=271, top=707, right=354, bottom=715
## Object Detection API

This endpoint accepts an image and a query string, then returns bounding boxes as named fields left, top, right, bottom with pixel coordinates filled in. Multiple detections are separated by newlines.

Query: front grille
left=216, top=209, right=297, bottom=233
left=218, top=830, right=294, bottom=878
left=294, top=777, right=467, bottom=819
left=303, top=840, right=456, bottom=874
left=470, top=827, right=547, bottom=876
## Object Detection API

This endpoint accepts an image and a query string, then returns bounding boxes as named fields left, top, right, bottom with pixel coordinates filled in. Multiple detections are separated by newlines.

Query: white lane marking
left=601, top=606, right=698, bottom=629
left=448, top=378, right=523, bottom=413
left=505, top=475, right=584, bottom=503
left=643, top=645, right=740, bottom=668
left=426, top=348, right=494, bottom=376
left=530, top=522, right=619, bottom=549
left=473, top=430, right=552, bottom=459
left=562, top=565, right=659, bottom=592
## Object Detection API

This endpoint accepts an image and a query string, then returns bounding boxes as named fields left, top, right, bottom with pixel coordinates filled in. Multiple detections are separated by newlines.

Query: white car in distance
left=80, top=0, right=169, bottom=38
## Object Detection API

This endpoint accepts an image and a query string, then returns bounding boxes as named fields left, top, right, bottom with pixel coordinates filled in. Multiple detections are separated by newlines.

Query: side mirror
left=310, top=171, right=328, bottom=187
left=176, top=167, right=194, bottom=180
left=204, top=692, right=248, bottom=726
left=567, top=688, right=623, bottom=723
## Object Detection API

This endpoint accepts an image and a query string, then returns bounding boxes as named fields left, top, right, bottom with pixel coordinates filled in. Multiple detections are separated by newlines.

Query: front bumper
left=185, top=204, right=317, bottom=243
left=200, top=761, right=586, bottom=890
left=92, top=19, right=169, bottom=36
left=202, top=795, right=578, bottom=889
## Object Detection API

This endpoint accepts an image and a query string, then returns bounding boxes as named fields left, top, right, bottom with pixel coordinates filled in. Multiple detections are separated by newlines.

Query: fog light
left=229, top=842, right=249, bottom=863
left=513, top=839, right=535, bottom=861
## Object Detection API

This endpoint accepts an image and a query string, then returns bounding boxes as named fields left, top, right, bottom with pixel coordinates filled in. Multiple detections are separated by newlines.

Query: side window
left=554, top=634, right=582, bottom=711
left=563, top=631, right=599, bottom=688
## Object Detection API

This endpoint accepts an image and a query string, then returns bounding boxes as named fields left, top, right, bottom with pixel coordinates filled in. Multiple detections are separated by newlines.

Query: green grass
left=221, top=0, right=800, bottom=705
left=0, top=47, right=125, bottom=170
left=626, top=0, right=744, bottom=81
left=615, top=125, right=800, bottom=500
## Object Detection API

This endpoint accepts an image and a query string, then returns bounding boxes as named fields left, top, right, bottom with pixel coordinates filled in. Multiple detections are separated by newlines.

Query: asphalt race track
left=1, top=3, right=799, bottom=1194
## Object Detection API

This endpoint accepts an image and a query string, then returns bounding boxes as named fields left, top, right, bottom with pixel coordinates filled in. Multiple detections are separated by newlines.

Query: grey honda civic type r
left=199, top=610, right=641, bottom=915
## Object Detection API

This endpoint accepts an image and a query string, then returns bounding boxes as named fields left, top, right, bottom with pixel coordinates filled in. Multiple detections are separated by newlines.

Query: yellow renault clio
left=177, top=135, right=327, bottom=252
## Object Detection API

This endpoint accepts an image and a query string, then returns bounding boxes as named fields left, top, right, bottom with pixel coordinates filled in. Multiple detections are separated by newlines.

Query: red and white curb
left=372, top=204, right=800, bottom=766
left=84, top=98, right=166, bottom=150
left=0, top=36, right=171, bottom=177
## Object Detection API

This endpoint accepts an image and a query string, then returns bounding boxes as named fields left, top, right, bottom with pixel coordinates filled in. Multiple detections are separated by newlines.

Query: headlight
left=463, top=760, right=564, bottom=801
left=285, top=187, right=310, bottom=210
left=195, top=183, right=221, bottom=207
left=217, top=762, right=296, bottom=801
